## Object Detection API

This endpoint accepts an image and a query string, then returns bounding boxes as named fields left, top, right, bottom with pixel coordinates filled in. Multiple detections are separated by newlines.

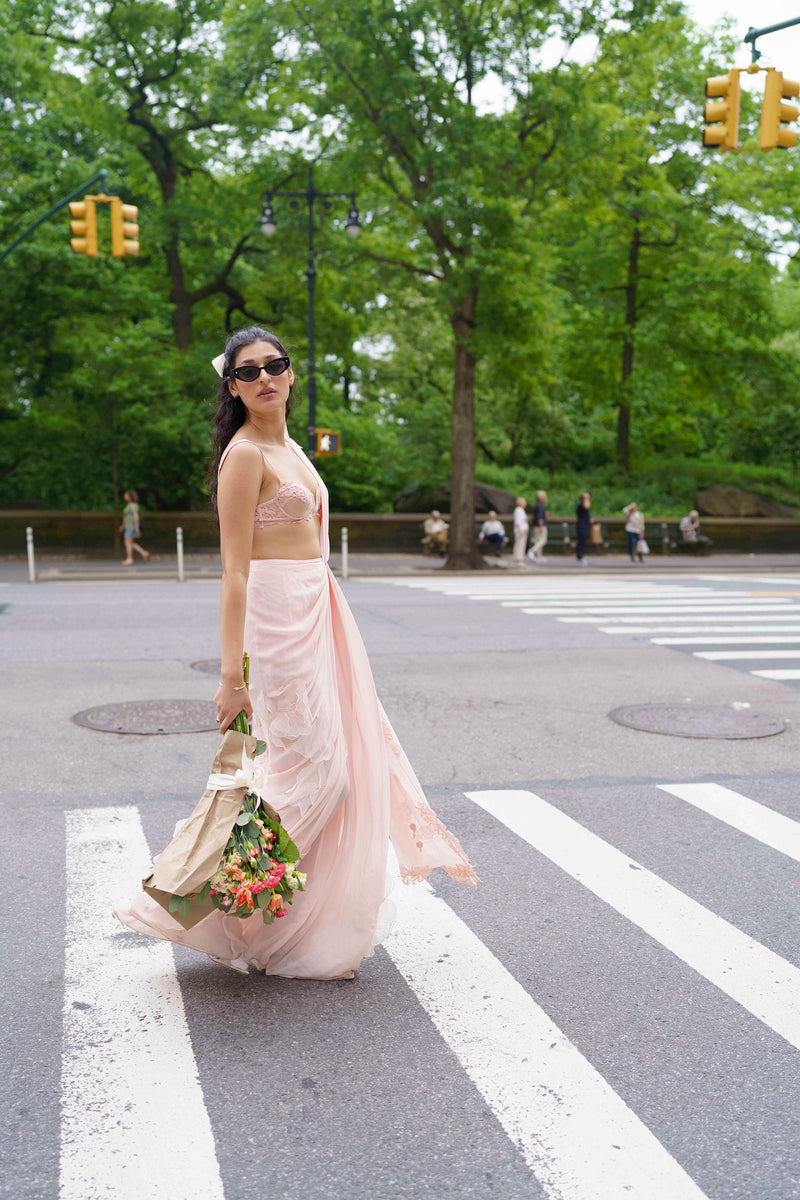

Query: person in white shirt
left=512, top=497, right=529, bottom=564
left=478, top=511, right=506, bottom=553
left=623, top=502, right=645, bottom=563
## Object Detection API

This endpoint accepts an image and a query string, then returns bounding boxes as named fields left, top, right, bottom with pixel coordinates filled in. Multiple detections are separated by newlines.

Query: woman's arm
left=214, top=443, right=264, bottom=730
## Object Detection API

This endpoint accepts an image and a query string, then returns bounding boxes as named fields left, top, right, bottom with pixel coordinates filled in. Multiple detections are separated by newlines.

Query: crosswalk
left=60, top=777, right=800, bottom=1199
left=367, top=573, right=800, bottom=686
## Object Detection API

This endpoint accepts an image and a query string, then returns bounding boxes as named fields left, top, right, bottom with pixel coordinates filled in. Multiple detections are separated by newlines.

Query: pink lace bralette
left=218, top=438, right=321, bottom=528
left=254, top=478, right=321, bottom=528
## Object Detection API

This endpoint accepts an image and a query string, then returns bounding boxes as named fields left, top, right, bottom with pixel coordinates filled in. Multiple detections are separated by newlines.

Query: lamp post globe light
left=260, top=165, right=360, bottom=459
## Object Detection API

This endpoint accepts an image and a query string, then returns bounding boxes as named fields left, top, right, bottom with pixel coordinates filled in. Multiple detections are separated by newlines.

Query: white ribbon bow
left=211, top=352, right=226, bottom=377
left=206, top=744, right=266, bottom=799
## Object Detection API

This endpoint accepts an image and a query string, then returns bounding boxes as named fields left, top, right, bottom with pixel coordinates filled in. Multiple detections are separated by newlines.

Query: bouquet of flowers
left=142, top=654, right=306, bottom=929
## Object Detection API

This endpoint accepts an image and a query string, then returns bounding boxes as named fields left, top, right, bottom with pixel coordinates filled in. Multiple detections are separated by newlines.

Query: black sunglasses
left=229, top=356, right=291, bottom=382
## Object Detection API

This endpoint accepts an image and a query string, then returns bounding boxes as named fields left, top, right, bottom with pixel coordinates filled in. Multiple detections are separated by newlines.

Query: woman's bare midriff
left=251, top=517, right=322, bottom=561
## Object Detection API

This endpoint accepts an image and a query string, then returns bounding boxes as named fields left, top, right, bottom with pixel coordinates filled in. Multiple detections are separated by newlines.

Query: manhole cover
left=191, top=659, right=222, bottom=676
left=72, top=700, right=218, bottom=735
left=609, top=704, right=786, bottom=740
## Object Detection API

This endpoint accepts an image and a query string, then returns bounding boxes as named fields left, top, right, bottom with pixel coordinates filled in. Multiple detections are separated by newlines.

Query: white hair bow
left=211, top=353, right=226, bottom=377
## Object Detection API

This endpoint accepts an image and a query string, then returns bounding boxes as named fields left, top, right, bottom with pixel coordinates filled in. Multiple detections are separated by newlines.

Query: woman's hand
left=213, top=680, right=253, bottom=732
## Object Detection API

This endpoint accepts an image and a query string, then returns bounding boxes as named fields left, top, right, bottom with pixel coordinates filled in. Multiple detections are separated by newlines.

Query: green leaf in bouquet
left=197, top=882, right=211, bottom=902
left=254, top=740, right=266, bottom=757
left=256, top=890, right=270, bottom=909
left=178, top=897, right=193, bottom=920
left=235, top=812, right=252, bottom=826
left=168, top=893, right=183, bottom=913
left=262, top=909, right=275, bottom=924
left=278, top=826, right=301, bottom=862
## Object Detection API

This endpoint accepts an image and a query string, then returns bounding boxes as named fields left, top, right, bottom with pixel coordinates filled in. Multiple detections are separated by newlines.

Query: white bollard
left=26, top=526, right=36, bottom=583
left=176, top=526, right=185, bottom=583
left=341, top=526, right=349, bottom=579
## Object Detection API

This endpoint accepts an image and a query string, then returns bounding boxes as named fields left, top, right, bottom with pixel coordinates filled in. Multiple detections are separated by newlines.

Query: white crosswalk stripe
left=367, top=574, right=800, bottom=683
left=385, top=882, right=709, bottom=1200
left=61, top=807, right=226, bottom=1200
left=57, top=775, right=800, bottom=1198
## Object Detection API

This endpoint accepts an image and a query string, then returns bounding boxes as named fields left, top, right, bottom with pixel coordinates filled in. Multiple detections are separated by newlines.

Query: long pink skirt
left=114, top=559, right=476, bottom=978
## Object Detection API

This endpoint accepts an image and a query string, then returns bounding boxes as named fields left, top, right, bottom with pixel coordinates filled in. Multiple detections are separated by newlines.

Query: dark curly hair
left=209, top=327, right=293, bottom=512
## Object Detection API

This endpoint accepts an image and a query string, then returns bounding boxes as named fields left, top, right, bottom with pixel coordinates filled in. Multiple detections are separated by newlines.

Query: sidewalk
left=4, top=550, right=800, bottom=583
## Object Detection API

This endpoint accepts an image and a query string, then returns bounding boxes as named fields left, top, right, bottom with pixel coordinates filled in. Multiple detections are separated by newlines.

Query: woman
left=623, top=502, right=645, bottom=563
left=512, top=496, right=529, bottom=564
left=575, top=491, right=591, bottom=564
left=120, top=489, right=150, bottom=565
left=114, top=328, right=477, bottom=978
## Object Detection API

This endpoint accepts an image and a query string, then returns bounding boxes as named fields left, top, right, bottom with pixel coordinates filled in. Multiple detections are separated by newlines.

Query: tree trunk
left=616, top=221, right=640, bottom=475
left=167, top=240, right=193, bottom=349
left=445, top=289, right=484, bottom=570
left=107, top=396, right=121, bottom=557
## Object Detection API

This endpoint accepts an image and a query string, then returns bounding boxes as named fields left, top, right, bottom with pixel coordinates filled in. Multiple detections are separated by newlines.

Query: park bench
left=657, top=521, right=713, bottom=556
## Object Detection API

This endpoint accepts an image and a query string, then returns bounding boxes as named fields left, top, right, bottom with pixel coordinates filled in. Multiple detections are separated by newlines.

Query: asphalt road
left=4, top=569, right=800, bottom=1200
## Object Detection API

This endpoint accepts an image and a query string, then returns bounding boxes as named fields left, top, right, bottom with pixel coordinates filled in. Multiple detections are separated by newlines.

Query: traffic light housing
left=68, top=198, right=98, bottom=256
left=760, top=68, right=800, bottom=150
left=703, top=70, right=741, bottom=151
left=110, top=197, right=139, bottom=256
left=316, top=429, right=341, bottom=456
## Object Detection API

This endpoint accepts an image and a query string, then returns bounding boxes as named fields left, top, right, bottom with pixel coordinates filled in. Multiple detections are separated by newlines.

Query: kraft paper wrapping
left=142, top=728, right=281, bottom=930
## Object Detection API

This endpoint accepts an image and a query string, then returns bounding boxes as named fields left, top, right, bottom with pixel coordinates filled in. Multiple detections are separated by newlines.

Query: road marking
left=61, top=807, right=225, bottom=1200
left=657, top=783, right=800, bottom=864
left=601, top=626, right=800, bottom=636
left=653, top=636, right=800, bottom=645
left=751, top=669, right=800, bottom=679
left=465, top=790, right=800, bottom=1054
left=521, top=605, right=800, bottom=616
left=695, top=649, right=800, bottom=660
left=385, top=883, right=709, bottom=1200
left=560, top=613, right=800, bottom=623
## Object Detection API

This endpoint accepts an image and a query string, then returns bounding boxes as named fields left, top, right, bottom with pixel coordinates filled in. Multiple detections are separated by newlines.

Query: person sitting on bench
left=478, top=511, right=507, bottom=554
left=422, top=510, right=449, bottom=554
left=679, top=510, right=712, bottom=553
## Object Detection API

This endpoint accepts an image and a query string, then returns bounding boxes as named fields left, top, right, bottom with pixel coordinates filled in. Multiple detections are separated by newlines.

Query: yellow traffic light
left=760, top=68, right=800, bottom=150
left=703, top=71, right=741, bottom=151
left=110, top=197, right=139, bottom=256
left=316, top=429, right=341, bottom=455
left=68, top=198, right=98, bottom=256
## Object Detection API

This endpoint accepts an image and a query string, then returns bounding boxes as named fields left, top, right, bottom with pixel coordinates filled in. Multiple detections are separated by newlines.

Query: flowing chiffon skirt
left=114, top=558, right=476, bottom=978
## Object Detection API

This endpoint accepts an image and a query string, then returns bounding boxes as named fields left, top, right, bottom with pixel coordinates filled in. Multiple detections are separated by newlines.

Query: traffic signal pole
left=745, top=17, right=800, bottom=62
left=0, top=168, right=108, bottom=264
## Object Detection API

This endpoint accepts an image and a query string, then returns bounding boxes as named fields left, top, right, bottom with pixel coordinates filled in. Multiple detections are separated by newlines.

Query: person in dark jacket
left=575, top=492, right=591, bottom=565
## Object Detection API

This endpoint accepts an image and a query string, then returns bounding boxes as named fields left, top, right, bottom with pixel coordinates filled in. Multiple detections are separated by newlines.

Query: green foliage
left=3, top=0, right=800, bottom=516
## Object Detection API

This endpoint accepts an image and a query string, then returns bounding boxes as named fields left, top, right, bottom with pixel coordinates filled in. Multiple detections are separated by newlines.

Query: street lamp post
left=261, top=165, right=360, bottom=459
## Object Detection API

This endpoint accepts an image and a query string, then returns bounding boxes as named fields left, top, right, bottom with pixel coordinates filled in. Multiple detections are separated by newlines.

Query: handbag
left=638, top=537, right=650, bottom=555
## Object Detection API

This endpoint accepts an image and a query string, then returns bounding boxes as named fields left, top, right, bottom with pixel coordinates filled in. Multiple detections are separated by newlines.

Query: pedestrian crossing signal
left=316, top=429, right=341, bottom=455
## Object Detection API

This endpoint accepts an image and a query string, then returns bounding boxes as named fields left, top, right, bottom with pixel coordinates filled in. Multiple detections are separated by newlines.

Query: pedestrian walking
left=576, top=492, right=591, bottom=564
left=120, top=489, right=150, bottom=565
left=527, top=490, right=548, bottom=562
left=512, top=496, right=529, bottom=564
left=114, top=326, right=476, bottom=978
left=623, top=502, right=646, bottom=563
